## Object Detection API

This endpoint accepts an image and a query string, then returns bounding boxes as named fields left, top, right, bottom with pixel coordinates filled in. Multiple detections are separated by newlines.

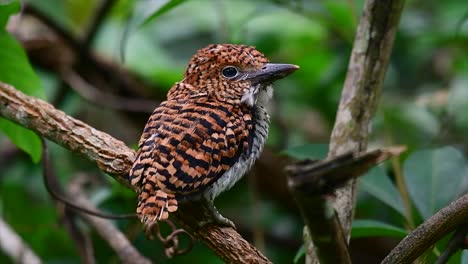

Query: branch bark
left=328, top=0, right=405, bottom=238
left=287, top=147, right=406, bottom=264
left=301, top=1, right=405, bottom=262
left=0, top=81, right=271, bottom=264
left=382, top=193, right=468, bottom=264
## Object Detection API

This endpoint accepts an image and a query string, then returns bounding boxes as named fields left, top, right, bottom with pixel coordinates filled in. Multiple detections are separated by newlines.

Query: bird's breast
left=204, top=105, right=270, bottom=200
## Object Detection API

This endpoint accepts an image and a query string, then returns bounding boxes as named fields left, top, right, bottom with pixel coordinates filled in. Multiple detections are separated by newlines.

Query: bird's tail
left=137, top=190, right=178, bottom=223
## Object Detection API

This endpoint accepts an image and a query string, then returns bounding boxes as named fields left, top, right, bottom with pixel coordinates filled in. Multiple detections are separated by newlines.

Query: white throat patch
left=241, top=85, right=273, bottom=107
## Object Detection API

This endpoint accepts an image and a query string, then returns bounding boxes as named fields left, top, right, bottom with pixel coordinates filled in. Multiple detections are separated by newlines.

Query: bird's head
left=172, top=44, right=298, bottom=107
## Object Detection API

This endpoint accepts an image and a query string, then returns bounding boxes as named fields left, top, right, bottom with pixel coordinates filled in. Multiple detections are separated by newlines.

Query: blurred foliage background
left=0, top=0, right=468, bottom=263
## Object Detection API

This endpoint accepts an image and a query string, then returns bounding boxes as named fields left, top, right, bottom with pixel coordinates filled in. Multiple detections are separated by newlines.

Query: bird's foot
left=197, top=201, right=236, bottom=229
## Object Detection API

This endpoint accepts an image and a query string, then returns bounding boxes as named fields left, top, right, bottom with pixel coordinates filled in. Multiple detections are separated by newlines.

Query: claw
left=198, top=200, right=236, bottom=229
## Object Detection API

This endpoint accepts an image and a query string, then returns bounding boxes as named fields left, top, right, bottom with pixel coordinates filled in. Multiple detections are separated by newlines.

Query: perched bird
left=129, top=44, right=298, bottom=227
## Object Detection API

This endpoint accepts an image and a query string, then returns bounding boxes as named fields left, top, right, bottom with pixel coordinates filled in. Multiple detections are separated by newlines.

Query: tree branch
left=0, top=81, right=271, bottom=263
left=0, top=217, right=43, bottom=264
left=67, top=175, right=152, bottom=264
left=382, top=193, right=468, bottom=264
left=82, top=0, right=117, bottom=46
left=286, top=147, right=406, bottom=264
left=299, top=1, right=405, bottom=262
left=328, top=0, right=405, bottom=238
left=23, top=5, right=167, bottom=100
left=435, top=227, right=467, bottom=264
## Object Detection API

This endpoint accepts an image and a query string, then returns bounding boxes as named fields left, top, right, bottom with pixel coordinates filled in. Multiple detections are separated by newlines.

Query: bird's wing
left=129, top=98, right=254, bottom=197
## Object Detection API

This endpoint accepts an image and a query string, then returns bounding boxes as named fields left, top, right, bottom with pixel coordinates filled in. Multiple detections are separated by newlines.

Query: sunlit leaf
left=0, top=32, right=45, bottom=162
left=0, top=0, right=20, bottom=29
left=360, top=166, right=406, bottom=216
left=403, top=147, right=467, bottom=219
left=136, top=0, right=189, bottom=28
left=351, top=219, right=407, bottom=238
left=141, top=0, right=186, bottom=25
left=119, top=0, right=189, bottom=59
left=293, top=244, right=305, bottom=263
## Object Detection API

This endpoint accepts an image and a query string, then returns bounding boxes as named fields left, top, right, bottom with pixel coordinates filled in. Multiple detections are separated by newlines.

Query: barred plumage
left=129, top=44, right=298, bottom=226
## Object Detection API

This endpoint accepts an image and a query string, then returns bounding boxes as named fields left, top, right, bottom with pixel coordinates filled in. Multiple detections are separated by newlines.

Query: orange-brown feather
left=129, top=44, right=269, bottom=224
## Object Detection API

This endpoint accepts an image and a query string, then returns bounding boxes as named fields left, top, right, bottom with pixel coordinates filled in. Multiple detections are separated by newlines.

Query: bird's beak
left=246, top=63, right=299, bottom=85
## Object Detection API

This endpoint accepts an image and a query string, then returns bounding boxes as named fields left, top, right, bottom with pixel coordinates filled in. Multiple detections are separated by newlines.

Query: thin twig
left=23, top=5, right=81, bottom=52
left=40, top=138, right=97, bottom=263
left=23, top=5, right=166, bottom=99
left=0, top=217, right=43, bottom=264
left=60, top=207, right=96, bottom=264
left=382, top=193, right=468, bottom=264
left=435, top=227, right=467, bottom=264
left=61, top=69, right=157, bottom=113
left=83, top=0, right=117, bottom=46
left=0, top=81, right=271, bottom=263
left=67, top=175, right=152, bottom=264
left=40, top=137, right=136, bottom=219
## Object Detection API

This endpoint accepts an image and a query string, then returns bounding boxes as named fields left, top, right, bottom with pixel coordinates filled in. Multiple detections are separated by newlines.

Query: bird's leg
left=198, top=198, right=236, bottom=229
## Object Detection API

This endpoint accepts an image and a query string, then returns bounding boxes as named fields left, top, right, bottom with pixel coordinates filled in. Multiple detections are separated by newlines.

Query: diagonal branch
left=382, top=193, right=468, bottom=264
left=0, top=217, right=43, bottom=264
left=286, top=147, right=406, bottom=264
left=0, top=81, right=271, bottom=264
left=67, top=174, right=152, bottom=264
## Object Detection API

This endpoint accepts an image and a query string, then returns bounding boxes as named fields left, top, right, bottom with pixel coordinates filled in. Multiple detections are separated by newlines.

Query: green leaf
left=381, top=104, right=440, bottom=147
left=293, top=245, right=305, bottom=264
left=0, top=0, right=20, bottom=29
left=360, top=166, right=406, bottom=216
left=136, top=0, right=188, bottom=28
left=351, top=219, right=407, bottom=239
left=0, top=33, right=45, bottom=98
left=0, top=119, right=42, bottom=163
left=322, top=1, right=356, bottom=40
left=283, top=143, right=328, bottom=160
left=120, top=0, right=189, bottom=61
left=0, top=32, right=45, bottom=162
left=403, top=147, right=467, bottom=219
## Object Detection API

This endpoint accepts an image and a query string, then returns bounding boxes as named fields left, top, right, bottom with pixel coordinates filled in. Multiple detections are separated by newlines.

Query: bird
left=129, top=44, right=298, bottom=227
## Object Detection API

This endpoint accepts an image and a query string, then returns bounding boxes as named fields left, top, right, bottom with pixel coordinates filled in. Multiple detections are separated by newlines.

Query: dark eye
left=221, top=66, right=239, bottom=79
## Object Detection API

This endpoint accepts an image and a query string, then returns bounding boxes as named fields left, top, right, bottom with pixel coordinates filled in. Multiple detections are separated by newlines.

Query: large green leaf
left=0, top=0, right=20, bottom=29
left=0, top=33, right=44, bottom=98
left=138, top=0, right=189, bottom=28
left=403, top=147, right=467, bottom=219
left=0, top=30, right=45, bottom=162
left=351, top=219, right=407, bottom=239
left=380, top=104, right=440, bottom=148
left=360, top=166, right=406, bottom=216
